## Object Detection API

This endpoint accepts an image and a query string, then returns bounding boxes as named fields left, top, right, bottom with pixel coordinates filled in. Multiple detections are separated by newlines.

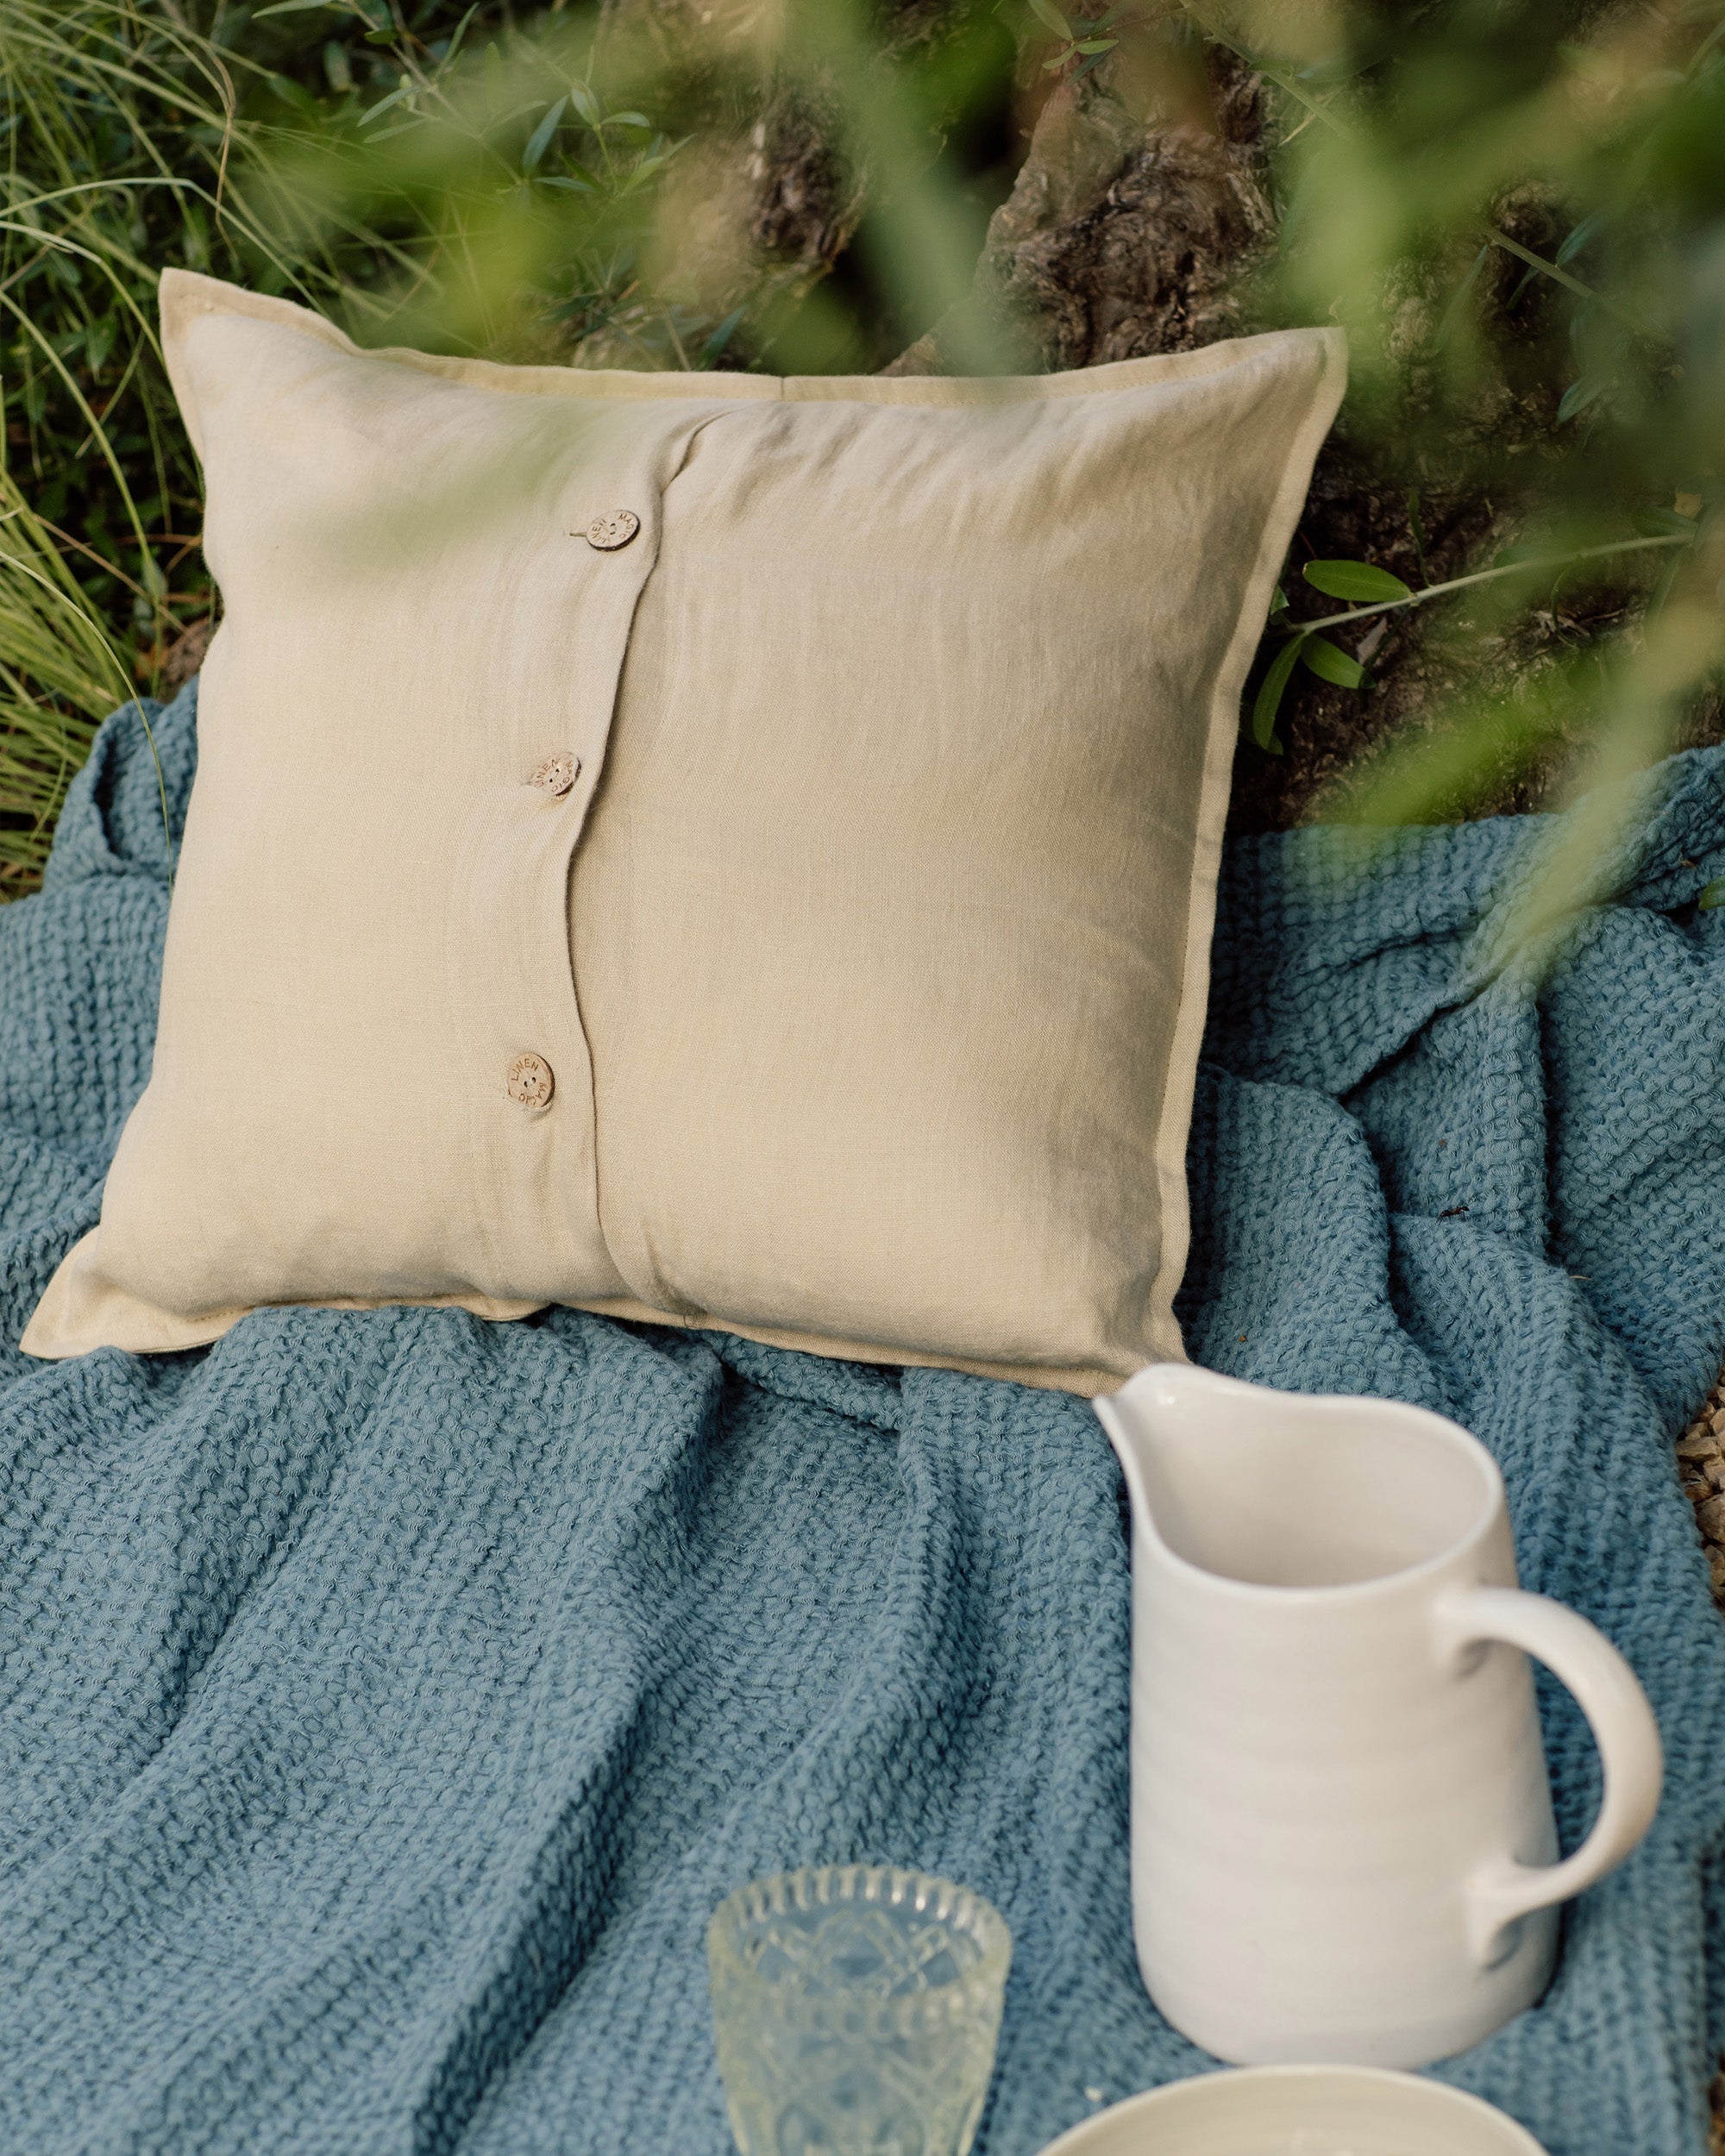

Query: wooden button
left=530, top=753, right=580, bottom=796
left=506, top=1053, right=555, bottom=1108
left=584, top=510, right=640, bottom=551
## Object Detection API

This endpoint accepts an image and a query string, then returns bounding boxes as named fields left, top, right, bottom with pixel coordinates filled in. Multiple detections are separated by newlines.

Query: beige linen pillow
left=22, top=268, right=1345, bottom=1392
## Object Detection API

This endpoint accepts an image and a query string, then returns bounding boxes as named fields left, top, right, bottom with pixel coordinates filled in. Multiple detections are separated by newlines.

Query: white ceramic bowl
left=1035, top=2065, right=1547, bottom=2156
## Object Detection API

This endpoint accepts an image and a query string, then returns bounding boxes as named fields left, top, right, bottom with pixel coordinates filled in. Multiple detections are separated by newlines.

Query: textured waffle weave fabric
left=3, top=685, right=1725, bottom=2155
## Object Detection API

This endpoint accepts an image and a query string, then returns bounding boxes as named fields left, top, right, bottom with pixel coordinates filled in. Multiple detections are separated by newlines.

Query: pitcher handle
left=1432, top=1586, right=1664, bottom=1966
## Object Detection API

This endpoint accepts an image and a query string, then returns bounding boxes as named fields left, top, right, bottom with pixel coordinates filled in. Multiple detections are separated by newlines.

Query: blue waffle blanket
left=4, top=685, right=1725, bottom=2156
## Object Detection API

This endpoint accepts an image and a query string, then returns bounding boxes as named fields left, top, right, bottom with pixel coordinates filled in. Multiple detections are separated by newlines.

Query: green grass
left=0, top=468, right=133, bottom=892
left=0, top=0, right=260, bottom=890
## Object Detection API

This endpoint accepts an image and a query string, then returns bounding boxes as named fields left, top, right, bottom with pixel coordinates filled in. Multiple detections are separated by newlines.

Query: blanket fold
left=3, top=686, right=1725, bottom=2156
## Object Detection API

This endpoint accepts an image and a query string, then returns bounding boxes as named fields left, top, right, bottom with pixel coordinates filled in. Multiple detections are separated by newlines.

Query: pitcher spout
left=1093, top=1362, right=1249, bottom=1571
left=1095, top=1362, right=1515, bottom=1595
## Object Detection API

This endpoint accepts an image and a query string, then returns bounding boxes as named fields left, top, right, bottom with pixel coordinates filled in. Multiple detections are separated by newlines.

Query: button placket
left=524, top=497, right=646, bottom=1124
left=459, top=422, right=695, bottom=1296
left=498, top=507, right=638, bottom=1132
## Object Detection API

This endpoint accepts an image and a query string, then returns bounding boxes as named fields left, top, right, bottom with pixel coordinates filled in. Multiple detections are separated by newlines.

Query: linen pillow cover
left=22, top=268, right=1345, bottom=1393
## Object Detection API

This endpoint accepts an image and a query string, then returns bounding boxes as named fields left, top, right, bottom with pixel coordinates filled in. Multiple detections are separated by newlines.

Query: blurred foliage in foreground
left=0, top=0, right=1722, bottom=909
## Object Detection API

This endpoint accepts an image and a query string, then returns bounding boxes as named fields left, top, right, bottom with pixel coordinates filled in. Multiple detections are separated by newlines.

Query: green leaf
left=1300, top=635, right=1365, bottom=689
left=442, top=3, right=480, bottom=63
left=1071, top=46, right=1113, bottom=77
left=1633, top=506, right=1697, bottom=537
left=1073, top=38, right=1117, bottom=52
left=700, top=306, right=745, bottom=365
left=1251, top=634, right=1305, bottom=753
left=1268, top=583, right=1289, bottom=615
left=254, top=0, right=337, bottom=16
left=1334, top=662, right=1586, bottom=832
left=605, top=112, right=651, bottom=128
left=1555, top=210, right=1604, bottom=266
left=1490, top=539, right=1552, bottom=569
left=1026, top=0, right=1073, bottom=36
left=1298, top=52, right=1370, bottom=81
left=267, top=72, right=320, bottom=114
left=1406, top=486, right=1428, bottom=581
left=568, top=78, right=602, bottom=128
left=1557, top=377, right=1608, bottom=423
left=1302, top=559, right=1413, bottom=603
left=523, top=96, right=567, bottom=174
left=1700, top=878, right=1725, bottom=912
left=1436, top=243, right=1490, bottom=348
left=1506, top=266, right=1540, bottom=310
left=359, top=78, right=414, bottom=125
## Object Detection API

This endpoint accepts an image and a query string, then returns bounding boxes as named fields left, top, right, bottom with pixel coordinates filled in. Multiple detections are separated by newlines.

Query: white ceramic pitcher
left=1093, top=1363, right=1664, bottom=2070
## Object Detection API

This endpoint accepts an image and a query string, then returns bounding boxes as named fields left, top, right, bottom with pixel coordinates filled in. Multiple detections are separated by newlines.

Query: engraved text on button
left=530, top=753, right=580, bottom=796
left=506, top=1053, right=555, bottom=1108
left=584, top=510, right=640, bottom=552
